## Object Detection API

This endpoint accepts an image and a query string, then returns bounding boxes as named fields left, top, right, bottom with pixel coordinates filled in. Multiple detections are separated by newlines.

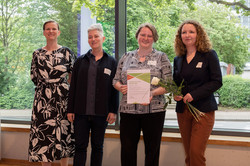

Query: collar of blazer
left=175, top=56, right=183, bottom=72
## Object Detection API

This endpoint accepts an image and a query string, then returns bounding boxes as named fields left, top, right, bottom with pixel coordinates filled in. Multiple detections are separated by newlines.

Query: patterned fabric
left=28, top=47, right=75, bottom=162
left=113, top=48, right=172, bottom=114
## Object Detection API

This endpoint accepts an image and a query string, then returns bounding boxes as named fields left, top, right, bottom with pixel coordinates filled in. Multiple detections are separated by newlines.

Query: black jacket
left=173, top=50, right=222, bottom=113
left=67, top=50, right=119, bottom=115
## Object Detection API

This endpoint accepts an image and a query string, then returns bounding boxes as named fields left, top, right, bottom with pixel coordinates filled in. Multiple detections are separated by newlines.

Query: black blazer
left=173, top=50, right=222, bottom=113
left=67, top=50, right=119, bottom=116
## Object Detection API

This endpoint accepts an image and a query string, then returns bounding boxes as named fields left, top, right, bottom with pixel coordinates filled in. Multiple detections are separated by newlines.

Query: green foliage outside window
left=0, top=77, right=34, bottom=109
left=217, top=75, right=250, bottom=108
left=0, top=0, right=249, bottom=109
left=0, top=0, right=78, bottom=109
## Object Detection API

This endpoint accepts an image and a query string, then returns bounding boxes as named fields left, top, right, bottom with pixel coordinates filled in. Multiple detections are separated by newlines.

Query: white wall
left=1, top=130, right=250, bottom=166
left=80, top=2, right=96, bottom=55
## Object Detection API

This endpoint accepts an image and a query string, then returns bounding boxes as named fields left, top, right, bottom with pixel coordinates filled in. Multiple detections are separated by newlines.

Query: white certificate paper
left=127, top=69, right=150, bottom=104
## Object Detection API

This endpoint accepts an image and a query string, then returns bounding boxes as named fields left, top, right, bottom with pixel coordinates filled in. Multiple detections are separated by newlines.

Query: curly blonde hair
left=174, top=20, right=212, bottom=56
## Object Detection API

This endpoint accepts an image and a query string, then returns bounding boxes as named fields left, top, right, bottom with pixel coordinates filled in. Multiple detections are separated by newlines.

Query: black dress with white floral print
left=28, top=47, right=75, bottom=162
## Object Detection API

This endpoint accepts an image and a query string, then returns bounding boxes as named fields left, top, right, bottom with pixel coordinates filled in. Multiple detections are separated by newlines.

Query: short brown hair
left=43, top=20, right=60, bottom=30
left=135, top=23, right=159, bottom=42
left=174, top=20, right=212, bottom=56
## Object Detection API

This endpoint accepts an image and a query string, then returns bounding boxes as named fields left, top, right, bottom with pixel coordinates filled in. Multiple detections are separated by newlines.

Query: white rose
left=151, top=77, right=160, bottom=85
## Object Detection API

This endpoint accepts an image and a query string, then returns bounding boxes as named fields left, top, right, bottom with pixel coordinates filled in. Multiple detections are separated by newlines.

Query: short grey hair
left=87, top=23, right=104, bottom=36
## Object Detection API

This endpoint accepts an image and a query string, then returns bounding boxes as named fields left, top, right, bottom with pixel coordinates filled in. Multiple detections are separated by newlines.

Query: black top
left=86, top=53, right=99, bottom=115
left=67, top=49, right=119, bottom=116
left=173, top=50, right=223, bottom=113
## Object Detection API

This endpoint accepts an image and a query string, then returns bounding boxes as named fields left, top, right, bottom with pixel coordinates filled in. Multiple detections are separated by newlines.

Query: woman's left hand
left=183, top=93, right=193, bottom=104
left=106, top=113, right=117, bottom=124
left=141, top=96, right=153, bottom=106
left=67, top=113, right=75, bottom=123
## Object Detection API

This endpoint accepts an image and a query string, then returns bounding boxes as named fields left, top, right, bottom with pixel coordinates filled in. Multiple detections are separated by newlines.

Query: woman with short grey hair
left=67, top=23, right=119, bottom=166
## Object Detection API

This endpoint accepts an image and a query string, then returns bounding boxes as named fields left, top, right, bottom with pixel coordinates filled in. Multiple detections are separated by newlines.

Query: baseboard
left=0, top=158, right=73, bottom=166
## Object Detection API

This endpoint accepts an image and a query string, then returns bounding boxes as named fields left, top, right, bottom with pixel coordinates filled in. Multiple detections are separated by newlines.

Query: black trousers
left=120, top=111, right=166, bottom=166
left=73, top=115, right=107, bottom=166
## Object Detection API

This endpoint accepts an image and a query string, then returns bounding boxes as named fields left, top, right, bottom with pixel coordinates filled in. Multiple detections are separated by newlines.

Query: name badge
left=147, top=61, right=156, bottom=66
left=196, top=62, right=203, bottom=68
left=104, top=68, right=111, bottom=76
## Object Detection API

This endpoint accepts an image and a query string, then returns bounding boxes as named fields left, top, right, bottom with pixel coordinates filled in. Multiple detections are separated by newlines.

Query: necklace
left=138, top=48, right=153, bottom=58
left=138, top=52, right=150, bottom=58
left=139, top=54, right=147, bottom=58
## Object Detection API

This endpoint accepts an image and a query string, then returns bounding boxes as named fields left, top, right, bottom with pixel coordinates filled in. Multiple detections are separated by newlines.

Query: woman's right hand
left=120, top=85, right=127, bottom=94
left=174, top=95, right=183, bottom=101
left=114, top=82, right=127, bottom=94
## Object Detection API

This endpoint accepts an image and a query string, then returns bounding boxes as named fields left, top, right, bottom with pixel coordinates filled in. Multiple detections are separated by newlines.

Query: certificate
left=127, top=69, right=150, bottom=104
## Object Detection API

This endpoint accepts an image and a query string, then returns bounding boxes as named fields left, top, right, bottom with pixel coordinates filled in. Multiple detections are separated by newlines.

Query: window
left=1, top=0, right=249, bottom=137
left=120, top=0, right=250, bottom=136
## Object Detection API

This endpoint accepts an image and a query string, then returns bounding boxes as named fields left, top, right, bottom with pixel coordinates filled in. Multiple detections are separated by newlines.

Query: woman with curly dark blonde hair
left=173, top=20, right=222, bottom=166
left=174, top=20, right=212, bottom=56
